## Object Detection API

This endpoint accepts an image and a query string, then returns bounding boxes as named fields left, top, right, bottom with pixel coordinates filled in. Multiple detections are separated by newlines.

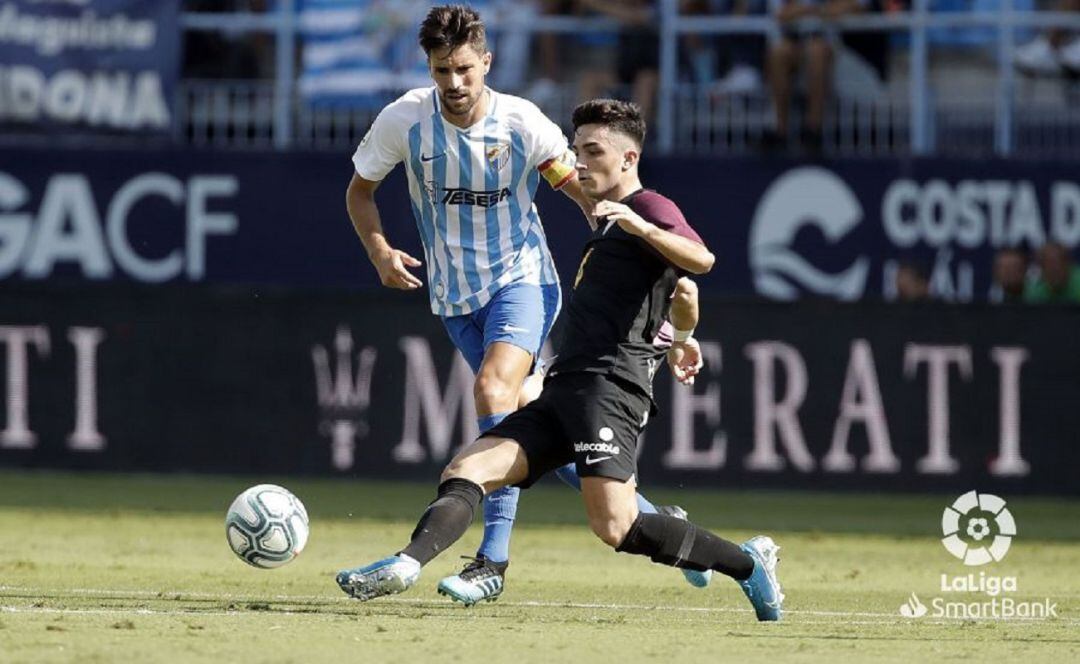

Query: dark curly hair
left=571, top=99, right=646, bottom=148
left=418, top=5, right=487, bottom=57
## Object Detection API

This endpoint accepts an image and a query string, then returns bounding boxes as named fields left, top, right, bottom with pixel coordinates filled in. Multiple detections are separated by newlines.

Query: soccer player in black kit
left=337, top=99, right=784, bottom=621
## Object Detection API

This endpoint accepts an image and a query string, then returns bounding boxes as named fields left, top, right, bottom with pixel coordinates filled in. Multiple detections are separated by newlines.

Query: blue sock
left=477, top=412, right=508, bottom=435
left=476, top=412, right=517, bottom=563
left=553, top=463, right=581, bottom=489
left=553, top=463, right=657, bottom=514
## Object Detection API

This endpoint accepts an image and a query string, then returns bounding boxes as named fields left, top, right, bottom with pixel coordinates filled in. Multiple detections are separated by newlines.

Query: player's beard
left=440, top=88, right=481, bottom=117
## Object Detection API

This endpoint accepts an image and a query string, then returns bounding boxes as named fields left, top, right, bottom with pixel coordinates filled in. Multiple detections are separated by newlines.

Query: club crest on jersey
left=486, top=143, right=510, bottom=171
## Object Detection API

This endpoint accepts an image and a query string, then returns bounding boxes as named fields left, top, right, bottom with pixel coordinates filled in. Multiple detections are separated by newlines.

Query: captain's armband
left=538, top=150, right=576, bottom=190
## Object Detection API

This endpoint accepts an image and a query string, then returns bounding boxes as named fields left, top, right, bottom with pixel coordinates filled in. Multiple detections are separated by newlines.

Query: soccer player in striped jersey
left=341, top=4, right=706, bottom=605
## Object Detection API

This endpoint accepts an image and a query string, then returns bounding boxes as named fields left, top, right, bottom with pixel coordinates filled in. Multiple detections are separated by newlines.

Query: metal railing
left=176, top=0, right=1080, bottom=156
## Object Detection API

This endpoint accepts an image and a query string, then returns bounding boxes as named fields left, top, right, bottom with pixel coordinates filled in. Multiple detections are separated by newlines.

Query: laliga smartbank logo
left=941, top=490, right=1015, bottom=565
left=899, top=491, right=1058, bottom=620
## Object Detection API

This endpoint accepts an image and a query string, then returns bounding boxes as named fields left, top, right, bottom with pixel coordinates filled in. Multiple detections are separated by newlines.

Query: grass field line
left=1, top=586, right=1075, bottom=625
left=1, top=605, right=1076, bottom=629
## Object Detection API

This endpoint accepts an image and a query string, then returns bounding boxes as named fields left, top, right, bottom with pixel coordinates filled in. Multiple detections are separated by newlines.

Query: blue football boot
left=336, top=554, right=421, bottom=601
left=738, top=535, right=784, bottom=621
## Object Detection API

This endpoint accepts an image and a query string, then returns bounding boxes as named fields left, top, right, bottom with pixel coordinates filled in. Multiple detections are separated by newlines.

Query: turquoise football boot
left=437, top=556, right=508, bottom=606
left=738, top=535, right=784, bottom=621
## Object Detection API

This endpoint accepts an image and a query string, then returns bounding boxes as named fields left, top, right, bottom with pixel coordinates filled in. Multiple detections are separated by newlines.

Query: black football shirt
left=547, top=188, right=705, bottom=400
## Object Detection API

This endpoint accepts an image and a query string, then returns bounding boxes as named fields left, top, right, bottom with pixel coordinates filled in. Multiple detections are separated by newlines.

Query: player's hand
left=372, top=248, right=423, bottom=290
left=594, top=200, right=651, bottom=237
left=667, top=337, right=704, bottom=386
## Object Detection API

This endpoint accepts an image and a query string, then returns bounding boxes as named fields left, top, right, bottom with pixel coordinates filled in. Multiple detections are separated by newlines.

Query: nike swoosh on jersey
left=585, top=455, right=612, bottom=465
left=421, top=153, right=446, bottom=162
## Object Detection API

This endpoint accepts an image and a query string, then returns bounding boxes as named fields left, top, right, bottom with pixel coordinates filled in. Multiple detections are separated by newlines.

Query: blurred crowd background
left=174, top=0, right=1080, bottom=158
left=167, top=1, right=1080, bottom=305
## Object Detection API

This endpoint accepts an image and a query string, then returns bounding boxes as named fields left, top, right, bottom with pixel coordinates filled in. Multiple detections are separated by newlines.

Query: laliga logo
left=749, top=167, right=870, bottom=300
left=941, top=490, right=1016, bottom=566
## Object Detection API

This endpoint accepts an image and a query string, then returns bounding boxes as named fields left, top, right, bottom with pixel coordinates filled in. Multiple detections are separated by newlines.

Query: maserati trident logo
left=312, top=326, right=377, bottom=470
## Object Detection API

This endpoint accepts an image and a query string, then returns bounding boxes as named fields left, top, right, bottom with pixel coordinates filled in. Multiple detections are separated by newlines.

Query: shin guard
left=400, top=478, right=483, bottom=566
left=616, top=512, right=754, bottom=580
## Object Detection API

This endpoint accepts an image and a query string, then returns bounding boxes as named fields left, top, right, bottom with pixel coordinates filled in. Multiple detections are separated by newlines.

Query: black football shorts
left=482, top=372, right=652, bottom=488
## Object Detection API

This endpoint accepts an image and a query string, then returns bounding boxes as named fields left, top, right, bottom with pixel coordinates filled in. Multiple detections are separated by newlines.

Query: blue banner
left=0, top=0, right=179, bottom=132
left=1, top=147, right=1078, bottom=301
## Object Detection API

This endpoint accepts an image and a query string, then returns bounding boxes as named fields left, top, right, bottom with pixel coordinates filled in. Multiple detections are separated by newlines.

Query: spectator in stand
left=1014, top=0, right=1080, bottom=76
left=576, top=0, right=661, bottom=125
left=765, top=0, right=891, bottom=152
left=895, top=260, right=933, bottom=302
left=523, top=0, right=576, bottom=110
left=989, top=247, right=1029, bottom=304
left=684, top=0, right=766, bottom=96
left=1024, top=242, right=1080, bottom=303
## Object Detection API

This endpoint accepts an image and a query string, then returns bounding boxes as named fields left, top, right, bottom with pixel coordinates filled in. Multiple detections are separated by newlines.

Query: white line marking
left=0, top=586, right=1074, bottom=625
left=0, top=605, right=1074, bottom=628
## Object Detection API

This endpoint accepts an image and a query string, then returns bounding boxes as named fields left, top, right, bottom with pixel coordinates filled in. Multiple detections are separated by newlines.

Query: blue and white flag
left=298, top=0, right=431, bottom=108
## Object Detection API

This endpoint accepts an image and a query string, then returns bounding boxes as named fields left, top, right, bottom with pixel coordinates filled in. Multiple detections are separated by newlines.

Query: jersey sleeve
left=634, top=193, right=704, bottom=245
left=351, top=105, right=406, bottom=182
left=525, top=105, right=576, bottom=191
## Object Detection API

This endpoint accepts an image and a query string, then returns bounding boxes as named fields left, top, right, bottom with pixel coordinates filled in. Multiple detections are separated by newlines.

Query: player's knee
left=589, top=513, right=635, bottom=549
left=474, top=373, right=517, bottom=412
left=442, top=447, right=483, bottom=485
left=441, top=437, right=516, bottom=490
left=440, top=458, right=468, bottom=484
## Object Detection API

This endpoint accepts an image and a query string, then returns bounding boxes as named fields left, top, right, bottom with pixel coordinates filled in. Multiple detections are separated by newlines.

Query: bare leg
left=580, top=476, right=641, bottom=547
left=805, top=36, right=833, bottom=134
left=474, top=341, right=532, bottom=417
left=768, top=37, right=798, bottom=135
left=400, top=436, right=531, bottom=567
left=632, top=70, right=660, bottom=127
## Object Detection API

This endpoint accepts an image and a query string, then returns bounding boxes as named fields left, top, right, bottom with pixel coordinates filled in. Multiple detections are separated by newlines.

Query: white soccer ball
left=225, top=484, right=310, bottom=569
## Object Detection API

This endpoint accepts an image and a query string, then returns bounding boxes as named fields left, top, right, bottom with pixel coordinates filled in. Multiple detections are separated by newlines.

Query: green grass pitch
left=0, top=471, right=1077, bottom=663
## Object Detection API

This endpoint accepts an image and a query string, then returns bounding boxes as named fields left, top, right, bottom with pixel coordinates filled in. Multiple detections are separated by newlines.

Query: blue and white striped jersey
left=352, top=87, right=574, bottom=317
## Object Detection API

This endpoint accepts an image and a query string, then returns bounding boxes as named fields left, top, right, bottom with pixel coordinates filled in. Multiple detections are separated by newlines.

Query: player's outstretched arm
left=667, top=278, right=703, bottom=385
left=346, top=173, right=423, bottom=290
left=594, top=200, right=715, bottom=274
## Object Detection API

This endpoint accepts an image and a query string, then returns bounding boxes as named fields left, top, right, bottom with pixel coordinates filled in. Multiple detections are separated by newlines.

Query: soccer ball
left=225, top=484, right=310, bottom=569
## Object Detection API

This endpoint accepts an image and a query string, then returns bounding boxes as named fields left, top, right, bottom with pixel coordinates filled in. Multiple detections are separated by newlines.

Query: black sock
left=615, top=513, right=754, bottom=581
left=399, top=478, right=483, bottom=566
